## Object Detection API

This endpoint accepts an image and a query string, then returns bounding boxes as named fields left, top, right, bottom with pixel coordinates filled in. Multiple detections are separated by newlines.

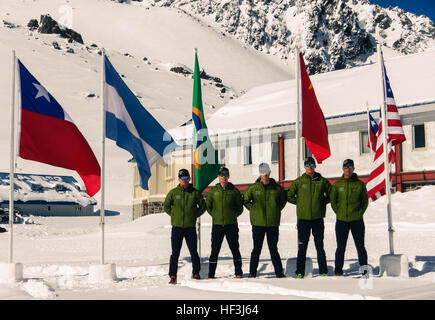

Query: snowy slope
left=0, top=185, right=435, bottom=300
left=0, top=0, right=290, bottom=206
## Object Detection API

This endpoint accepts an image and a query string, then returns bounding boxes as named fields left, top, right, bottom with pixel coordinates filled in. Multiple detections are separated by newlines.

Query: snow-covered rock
left=129, top=0, right=435, bottom=74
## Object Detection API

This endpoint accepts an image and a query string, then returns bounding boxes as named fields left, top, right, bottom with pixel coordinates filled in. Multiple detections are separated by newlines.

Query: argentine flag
left=103, top=55, right=177, bottom=190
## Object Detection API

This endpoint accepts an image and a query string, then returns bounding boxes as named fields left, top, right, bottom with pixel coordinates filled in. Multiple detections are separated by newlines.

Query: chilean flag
left=18, top=59, right=101, bottom=197
left=299, top=53, right=331, bottom=163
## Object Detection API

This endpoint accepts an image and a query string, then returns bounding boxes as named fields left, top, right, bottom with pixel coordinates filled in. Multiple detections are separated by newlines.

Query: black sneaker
left=169, top=276, right=177, bottom=285
left=276, top=273, right=286, bottom=278
left=248, top=274, right=256, bottom=278
left=335, top=271, right=343, bottom=276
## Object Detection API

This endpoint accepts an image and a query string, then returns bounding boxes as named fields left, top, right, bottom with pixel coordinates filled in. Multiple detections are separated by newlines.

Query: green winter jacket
left=243, top=178, right=287, bottom=227
left=163, top=184, right=206, bottom=228
left=287, top=172, right=331, bottom=220
left=206, top=182, right=243, bottom=226
left=330, top=173, right=369, bottom=222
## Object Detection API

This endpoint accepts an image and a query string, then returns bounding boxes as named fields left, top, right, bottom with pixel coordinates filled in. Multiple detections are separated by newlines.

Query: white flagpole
left=8, top=50, right=16, bottom=264
left=192, top=131, right=201, bottom=260
left=100, top=49, right=106, bottom=264
left=366, top=102, right=373, bottom=158
left=295, top=48, right=301, bottom=177
left=294, top=48, right=301, bottom=248
left=377, top=44, right=394, bottom=255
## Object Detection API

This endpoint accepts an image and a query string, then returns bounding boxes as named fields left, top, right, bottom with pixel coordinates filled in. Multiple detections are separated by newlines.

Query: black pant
left=169, top=227, right=200, bottom=277
left=208, top=224, right=243, bottom=277
left=335, top=219, right=368, bottom=274
left=250, top=226, right=283, bottom=277
left=296, top=218, right=328, bottom=276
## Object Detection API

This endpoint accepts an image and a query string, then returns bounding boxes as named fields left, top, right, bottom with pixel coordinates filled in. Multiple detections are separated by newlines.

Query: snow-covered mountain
left=0, top=0, right=290, bottom=206
left=118, top=0, right=435, bottom=74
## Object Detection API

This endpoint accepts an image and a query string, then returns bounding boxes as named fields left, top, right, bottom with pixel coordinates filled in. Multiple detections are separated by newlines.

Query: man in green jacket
left=244, top=163, right=287, bottom=278
left=287, top=157, right=331, bottom=278
left=330, top=159, right=369, bottom=276
left=206, top=167, right=244, bottom=279
left=163, top=168, right=206, bottom=284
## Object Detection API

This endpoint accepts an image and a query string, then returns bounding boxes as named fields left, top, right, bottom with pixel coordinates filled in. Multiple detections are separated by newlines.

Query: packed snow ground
left=1, top=186, right=435, bottom=300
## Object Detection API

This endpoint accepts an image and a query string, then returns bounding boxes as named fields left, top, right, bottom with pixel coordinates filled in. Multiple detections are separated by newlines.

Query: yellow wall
left=133, top=148, right=193, bottom=205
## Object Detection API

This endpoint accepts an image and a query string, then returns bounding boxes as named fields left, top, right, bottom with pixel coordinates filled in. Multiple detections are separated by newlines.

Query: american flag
left=367, top=112, right=378, bottom=153
left=366, top=53, right=406, bottom=201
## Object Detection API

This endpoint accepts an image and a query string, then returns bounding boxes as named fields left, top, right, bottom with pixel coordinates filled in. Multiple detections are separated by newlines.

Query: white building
left=0, top=172, right=96, bottom=217
left=133, top=48, right=435, bottom=217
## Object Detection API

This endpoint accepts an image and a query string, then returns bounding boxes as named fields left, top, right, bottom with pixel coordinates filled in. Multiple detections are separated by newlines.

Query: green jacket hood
left=177, top=183, right=197, bottom=192
left=301, top=172, right=323, bottom=181
left=213, top=182, right=237, bottom=190
left=254, top=177, right=279, bottom=186
left=339, top=173, right=359, bottom=182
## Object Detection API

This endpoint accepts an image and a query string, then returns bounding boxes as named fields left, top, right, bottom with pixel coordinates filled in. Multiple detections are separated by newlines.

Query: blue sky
left=370, top=1, right=435, bottom=22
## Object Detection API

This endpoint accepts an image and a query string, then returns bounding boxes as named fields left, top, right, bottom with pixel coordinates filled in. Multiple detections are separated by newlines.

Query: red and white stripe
left=366, top=121, right=393, bottom=201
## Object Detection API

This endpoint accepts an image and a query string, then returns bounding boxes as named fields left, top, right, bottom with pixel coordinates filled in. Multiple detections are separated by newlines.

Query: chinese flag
left=299, top=53, right=331, bottom=163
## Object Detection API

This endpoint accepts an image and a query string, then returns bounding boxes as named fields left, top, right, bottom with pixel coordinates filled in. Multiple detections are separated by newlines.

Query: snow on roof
left=170, top=48, right=435, bottom=140
left=0, top=172, right=96, bottom=207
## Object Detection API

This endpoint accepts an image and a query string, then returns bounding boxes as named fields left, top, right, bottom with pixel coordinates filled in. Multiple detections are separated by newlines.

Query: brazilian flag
left=192, top=51, right=219, bottom=192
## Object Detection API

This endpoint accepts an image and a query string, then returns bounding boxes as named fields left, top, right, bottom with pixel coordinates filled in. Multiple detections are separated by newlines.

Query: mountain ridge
left=117, top=0, right=435, bottom=74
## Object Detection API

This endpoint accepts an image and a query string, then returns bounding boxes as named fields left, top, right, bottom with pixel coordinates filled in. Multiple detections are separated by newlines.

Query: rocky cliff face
left=114, top=0, right=435, bottom=74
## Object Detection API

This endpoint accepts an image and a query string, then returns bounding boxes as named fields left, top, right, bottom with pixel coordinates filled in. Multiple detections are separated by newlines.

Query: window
left=303, top=140, right=312, bottom=160
left=165, top=162, right=172, bottom=179
left=271, top=141, right=279, bottom=163
left=413, top=124, right=426, bottom=149
left=243, top=145, right=252, bottom=165
left=360, top=131, right=370, bottom=154
left=55, top=184, right=70, bottom=192
left=219, top=149, right=226, bottom=165
left=133, top=165, right=139, bottom=186
left=31, top=184, right=44, bottom=192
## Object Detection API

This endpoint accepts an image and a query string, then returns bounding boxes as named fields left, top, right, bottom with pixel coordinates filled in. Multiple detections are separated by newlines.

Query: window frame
left=412, top=123, right=427, bottom=150
left=271, top=141, right=279, bottom=163
left=165, top=158, right=173, bottom=180
left=243, top=145, right=252, bottom=166
left=359, top=130, right=371, bottom=155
